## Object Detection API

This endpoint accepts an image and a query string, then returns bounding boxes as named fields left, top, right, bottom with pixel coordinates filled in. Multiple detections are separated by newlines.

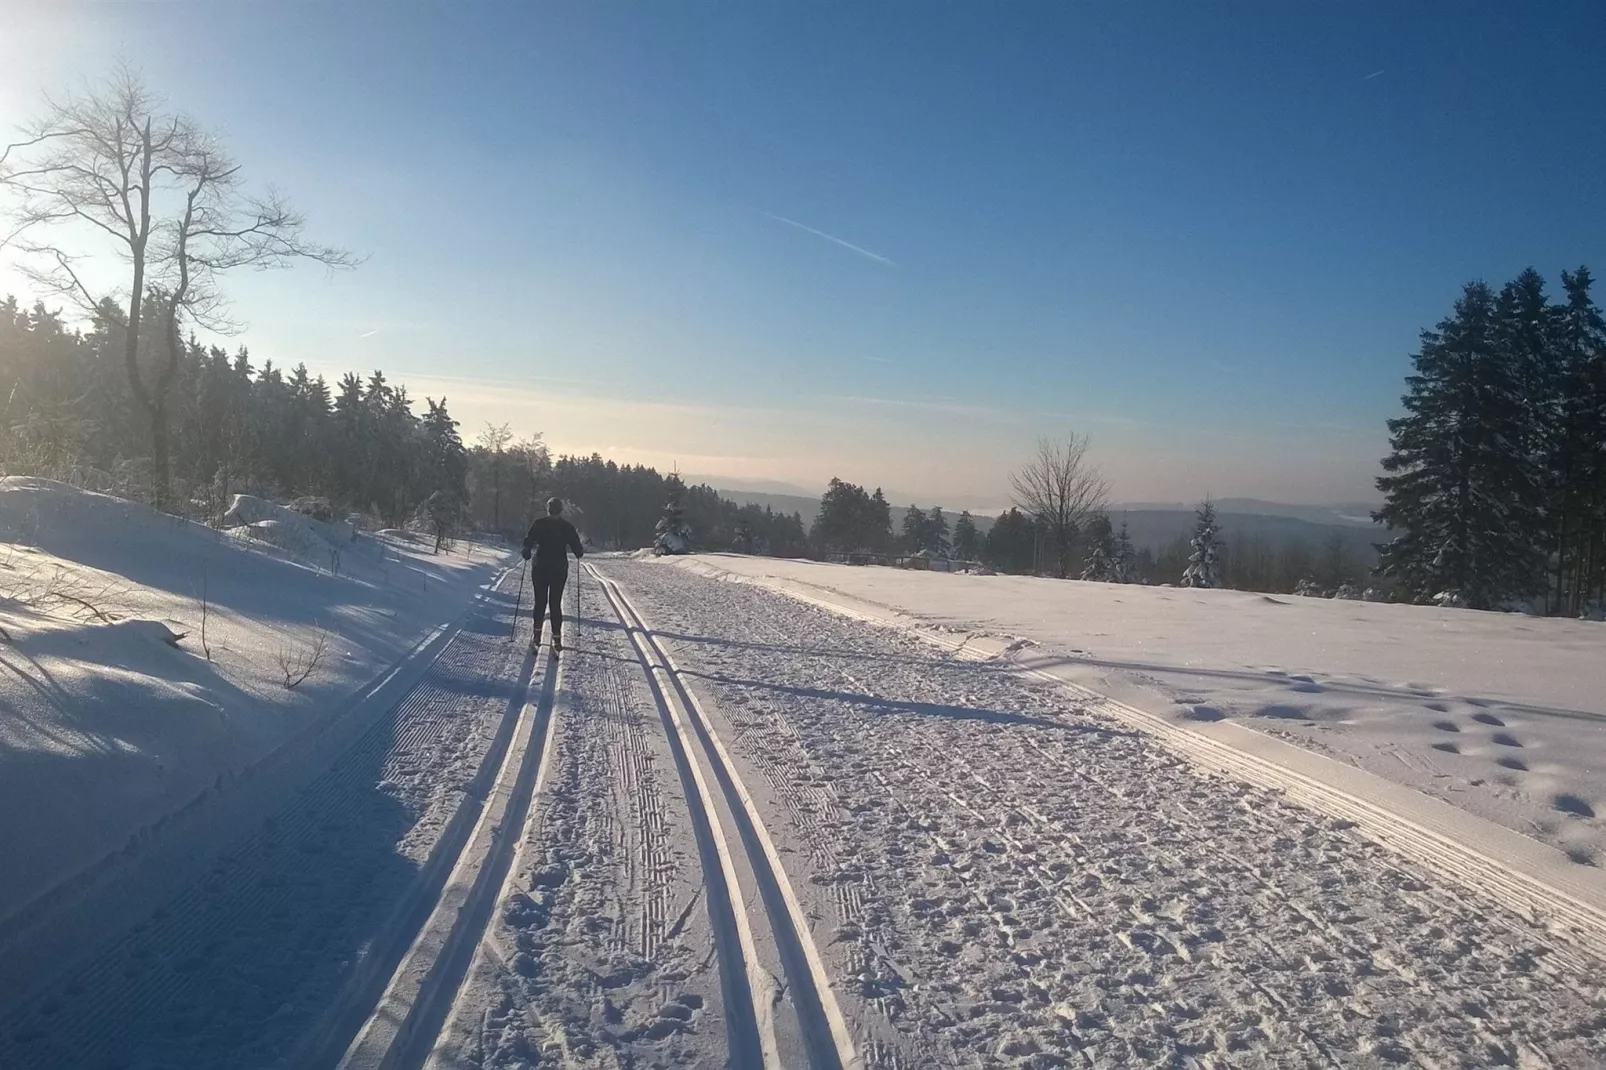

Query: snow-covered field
left=4, top=509, right=1606, bottom=1067
left=670, top=554, right=1606, bottom=873
left=0, top=478, right=494, bottom=925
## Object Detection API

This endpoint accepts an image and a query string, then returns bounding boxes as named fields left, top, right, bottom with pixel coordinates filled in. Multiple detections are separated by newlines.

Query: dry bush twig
left=277, top=624, right=329, bottom=690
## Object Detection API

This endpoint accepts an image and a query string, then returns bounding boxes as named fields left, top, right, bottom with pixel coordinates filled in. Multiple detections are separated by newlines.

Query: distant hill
left=713, top=489, right=824, bottom=525
left=1114, top=499, right=1381, bottom=528
left=1109, top=508, right=1383, bottom=564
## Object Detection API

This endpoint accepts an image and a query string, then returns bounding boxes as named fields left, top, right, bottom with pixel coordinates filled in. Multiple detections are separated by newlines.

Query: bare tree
left=478, top=422, right=514, bottom=530
left=1009, top=434, right=1110, bottom=579
left=0, top=66, right=355, bottom=508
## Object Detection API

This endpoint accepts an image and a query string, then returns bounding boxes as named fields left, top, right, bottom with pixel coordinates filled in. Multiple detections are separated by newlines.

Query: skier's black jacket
left=522, top=516, right=584, bottom=574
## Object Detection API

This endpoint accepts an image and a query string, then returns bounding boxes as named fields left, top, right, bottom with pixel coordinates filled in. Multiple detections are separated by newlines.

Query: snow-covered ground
left=5, top=515, right=1606, bottom=1067
left=0, top=478, right=494, bottom=925
left=447, top=560, right=1606, bottom=1067
left=668, top=554, right=1606, bottom=873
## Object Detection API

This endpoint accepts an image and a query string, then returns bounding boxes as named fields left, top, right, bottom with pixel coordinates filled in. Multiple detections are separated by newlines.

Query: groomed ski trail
left=606, top=559, right=1606, bottom=1068
left=410, top=563, right=855, bottom=1069
left=597, top=567, right=858, bottom=1070
left=334, top=645, right=561, bottom=1070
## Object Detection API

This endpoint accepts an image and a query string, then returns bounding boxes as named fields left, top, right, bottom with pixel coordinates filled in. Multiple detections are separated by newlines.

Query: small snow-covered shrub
left=1333, top=582, right=1362, bottom=600
left=289, top=496, right=335, bottom=523
left=1294, top=578, right=1325, bottom=597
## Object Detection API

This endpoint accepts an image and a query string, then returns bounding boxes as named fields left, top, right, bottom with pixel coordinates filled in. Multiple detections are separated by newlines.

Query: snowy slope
left=668, top=554, right=1606, bottom=873
left=0, top=478, right=497, bottom=924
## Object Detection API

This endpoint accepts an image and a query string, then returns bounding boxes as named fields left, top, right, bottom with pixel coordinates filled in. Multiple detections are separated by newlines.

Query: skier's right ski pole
left=511, top=556, right=527, bottom=642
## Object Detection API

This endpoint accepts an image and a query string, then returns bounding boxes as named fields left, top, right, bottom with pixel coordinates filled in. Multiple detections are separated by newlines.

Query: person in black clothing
left=522, top=497, right=585, bottom=651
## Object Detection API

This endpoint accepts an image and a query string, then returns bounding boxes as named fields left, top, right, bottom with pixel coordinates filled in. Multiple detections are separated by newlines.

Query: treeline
left=0, top=294, right=813, bottom=556
left=1376, top=266, right=1606, bottom=614
left=1, top=297, right=471, bottom=527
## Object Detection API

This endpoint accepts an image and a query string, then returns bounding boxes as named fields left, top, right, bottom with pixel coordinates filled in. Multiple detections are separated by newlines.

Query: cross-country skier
left=521, top=497, right=585, bottom=653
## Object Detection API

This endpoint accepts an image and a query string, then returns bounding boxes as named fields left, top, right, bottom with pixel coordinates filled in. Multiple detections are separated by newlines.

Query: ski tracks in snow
left=7, top=555, right=1606, bottom=1067
left=606, top=560, right=1606, bottom=1068
left=421, top=565, right=856, bottom=1069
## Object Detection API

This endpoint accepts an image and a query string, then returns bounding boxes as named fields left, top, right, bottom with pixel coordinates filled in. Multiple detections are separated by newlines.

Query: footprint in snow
left=1472, top=712, right=1507, bottom=727
left=1554, top=794, right=1596, bottom=819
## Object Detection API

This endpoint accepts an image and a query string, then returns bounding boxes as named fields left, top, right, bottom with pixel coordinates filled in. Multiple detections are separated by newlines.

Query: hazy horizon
left=3, top=3, right=1601, bottom=507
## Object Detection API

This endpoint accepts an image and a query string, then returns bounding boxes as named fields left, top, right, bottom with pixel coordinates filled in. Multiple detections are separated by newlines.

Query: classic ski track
left=687, top=562, right=1606, bottom=974
left=0, top=568, right=537, bottom=1070
left=434, top=591, right=710, bottom=1067
left=336, top=646, right=562, bottom=1070
left=595, top=566, right=860, bottom=1070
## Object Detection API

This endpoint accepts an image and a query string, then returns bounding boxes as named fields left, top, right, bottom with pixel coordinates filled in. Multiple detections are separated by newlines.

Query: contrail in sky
left=359, top=329, right=378, bottom=338
left=1363, top=69, right=1386, bottom=80
left=759, top=210, right=895, bottom=266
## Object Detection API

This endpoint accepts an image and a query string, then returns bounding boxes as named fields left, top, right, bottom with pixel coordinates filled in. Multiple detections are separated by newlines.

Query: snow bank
left=223, top=494, right=353, bottom=562
left=669, top=553, right=1606, bottom=872
left=0, top=478, right=497, bottom=923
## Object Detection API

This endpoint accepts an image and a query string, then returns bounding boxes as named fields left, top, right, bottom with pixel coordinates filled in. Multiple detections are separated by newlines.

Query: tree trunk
left=150, top=398, right=170, bottom=510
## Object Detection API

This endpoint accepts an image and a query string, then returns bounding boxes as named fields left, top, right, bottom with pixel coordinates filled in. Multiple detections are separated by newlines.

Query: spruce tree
left=925, top=506, right=952, bottom=555
left=1555, top=268, right=1606, bottom=614
left=1377, top=279, right=1546, bottom=608
left=901, top=506, right=928, bottom=553
left=653, top=474, right=692, bottom=554
left=1113, top=522, right=1136, bottom=583
left=1180, top=500, right=1222, bottom=589
left=953, top=511, right=980, bottom=560
left=1079, top=513, right=1119, bottom=581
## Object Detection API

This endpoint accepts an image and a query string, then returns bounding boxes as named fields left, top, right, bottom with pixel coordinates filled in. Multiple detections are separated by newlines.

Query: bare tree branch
left=1009, top=433, right=1110, bottom=579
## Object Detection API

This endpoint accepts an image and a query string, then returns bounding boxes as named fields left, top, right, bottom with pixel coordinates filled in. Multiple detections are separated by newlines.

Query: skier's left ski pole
left=511, top=556, right=527, bottom=642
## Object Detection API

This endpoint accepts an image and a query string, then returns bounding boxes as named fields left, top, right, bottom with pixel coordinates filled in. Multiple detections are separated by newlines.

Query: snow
left=6, top=499, right=1606, bottom=1067
left=665, top=553, right=1606, bottom=872
left=0, top=477, right=495, bottom=925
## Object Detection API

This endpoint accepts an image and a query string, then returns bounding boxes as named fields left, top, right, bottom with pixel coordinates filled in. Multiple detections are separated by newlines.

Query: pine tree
left=1079, top=513, right=1119, bottom=581
left=654, top=473, right=692, bottom=554
left=1376, top=279, right=1547, bottom=608
left=901, top=506, right=928, bottom=553
left=925, top=506, right=952, bottom=555
left=953, top=511, right=980, bottom=560
left=983, top=508, right=1036, bottom=574
left=1554, top=268, right=1606, bottom=614
left=866, top=488, right=894, bottom=553
left=1113, top=522, right=1136, bottom=583
left=1180, top=500, right=1222, bottom=589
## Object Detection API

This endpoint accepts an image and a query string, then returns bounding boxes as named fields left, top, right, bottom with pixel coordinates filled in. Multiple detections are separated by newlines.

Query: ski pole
left=511, top=556, right=527, bottom=642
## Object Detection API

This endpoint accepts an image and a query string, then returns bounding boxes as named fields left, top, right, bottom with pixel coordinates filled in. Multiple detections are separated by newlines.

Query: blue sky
left=3, top=2, right=1603, bottom=508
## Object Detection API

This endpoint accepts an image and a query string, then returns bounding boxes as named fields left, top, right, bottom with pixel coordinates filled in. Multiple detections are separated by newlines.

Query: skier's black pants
left=530, top=568, right=568, bottom=637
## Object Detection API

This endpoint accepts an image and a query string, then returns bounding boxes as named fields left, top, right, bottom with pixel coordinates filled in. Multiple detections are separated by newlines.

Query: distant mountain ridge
left=1113, top=499, right=1381, bottom=528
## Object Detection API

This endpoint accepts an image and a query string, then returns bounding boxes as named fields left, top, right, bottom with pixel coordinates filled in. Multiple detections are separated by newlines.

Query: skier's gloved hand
left=521, top=547, right=531, bottom=560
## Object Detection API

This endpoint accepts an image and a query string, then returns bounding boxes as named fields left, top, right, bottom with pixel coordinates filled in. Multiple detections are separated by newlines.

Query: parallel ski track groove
left=594, top=566, right=859, bottom=1070
left=0, top=571, right=530, bottom=1070
left=362, top=647, right=562, bottom=1070
left=591, top=568, right=775, bottom=1070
